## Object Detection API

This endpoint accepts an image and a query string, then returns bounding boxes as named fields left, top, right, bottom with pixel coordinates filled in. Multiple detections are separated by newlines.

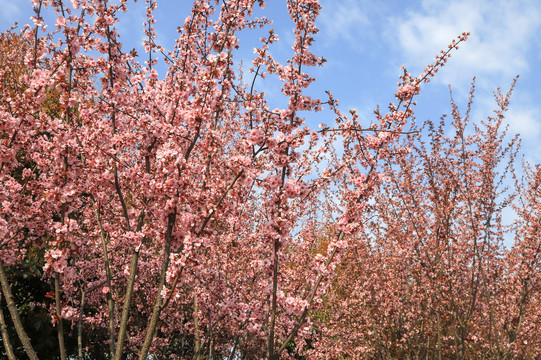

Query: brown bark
left=0, top=264, right=39, bottom=360
left=138, top=212, right=177, bottom=360
left=54, top=273, right=67, bottom=360
left=94, top=204, right=116, bottom=357
left=77, top=288, right=85, bottom=359
left=194, top=298, right=201, bottom=360
left=0, top=298, right=16, bottom=360
left=113, top=249, right=140, bottom=360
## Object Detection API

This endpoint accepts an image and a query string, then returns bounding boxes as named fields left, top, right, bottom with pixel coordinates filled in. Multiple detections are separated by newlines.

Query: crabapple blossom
left=0, top=1, right=470, bottom=359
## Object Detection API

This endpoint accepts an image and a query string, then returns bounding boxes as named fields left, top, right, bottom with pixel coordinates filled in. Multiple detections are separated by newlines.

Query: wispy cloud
left=0, top=0, right=23, bottom=23
left=390, top=0, right=541, bottom=87
left=318, top=0, right=376, bottom=49
left=388, top=0, right=541, bottom=166
left=507, top=106, right=540, bottom=140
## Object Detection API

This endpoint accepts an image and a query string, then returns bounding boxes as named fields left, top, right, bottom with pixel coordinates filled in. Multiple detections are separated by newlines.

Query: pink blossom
left=231, top=155, right=251, bottom=168
left=284, top=179, right=307, bottom=198
left=396, top=84, right=417, bottom=101
left=49, top=249, right=63, bottom=259
left=56, top=17, right=66, bottom=27
left=104, top=15, right=115, bottom=26
left=265, top=174, right=282, bottom=189
left=247, top=128, right=265, bottom=146
left=0, top=218, right=7, bottom=238
left=62, top=306, right=76, bottom=319
left=279, top=109, right=291, bottom=119
left=52, top=258, right=68, bottom=273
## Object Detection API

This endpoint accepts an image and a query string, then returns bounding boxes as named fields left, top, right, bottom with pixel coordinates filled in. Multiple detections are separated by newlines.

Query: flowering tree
left=0, top=0, right=468, bottom=359
left=312, top=79, right=541, bottom=359
left=502, top=163, right=541, bottom=359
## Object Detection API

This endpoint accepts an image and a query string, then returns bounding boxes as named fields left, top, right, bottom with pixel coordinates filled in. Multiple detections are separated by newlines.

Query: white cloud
left=506, top=106, right=540, bottom=140
left=318, top=0, right=374, bottom=46
left=463, top=81, right=541, bottom=142
left=0, top=0, right=23, bottom=22
left=390, top=0, right=541, bottom=88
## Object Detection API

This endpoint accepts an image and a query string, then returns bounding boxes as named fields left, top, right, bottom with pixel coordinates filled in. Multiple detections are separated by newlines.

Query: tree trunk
left=138, top=212, right=177, bottom=360
left=0, top=298, right=17, bottom=360
left=0, top=264, right=39, bottom=360
left=54, top=273, right=67, bottom=360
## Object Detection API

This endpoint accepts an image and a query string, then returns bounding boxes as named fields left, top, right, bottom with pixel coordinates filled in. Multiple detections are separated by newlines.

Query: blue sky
left=2, top=0, right=541, bottom=240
